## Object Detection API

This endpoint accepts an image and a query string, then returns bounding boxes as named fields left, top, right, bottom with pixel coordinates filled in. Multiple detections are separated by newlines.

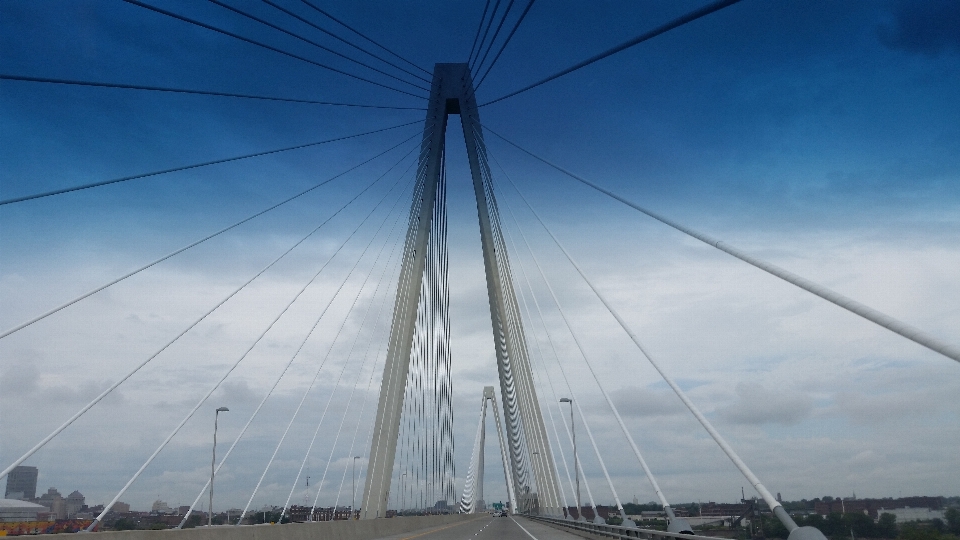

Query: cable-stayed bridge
left=1, top=2, right=957, bottom=540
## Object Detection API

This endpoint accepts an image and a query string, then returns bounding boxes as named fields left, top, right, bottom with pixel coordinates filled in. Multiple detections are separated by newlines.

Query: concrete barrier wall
left=37, top=514, right=485, bottom=540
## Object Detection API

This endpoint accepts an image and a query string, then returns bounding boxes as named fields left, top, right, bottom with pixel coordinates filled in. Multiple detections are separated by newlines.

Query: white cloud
left=717, top=382, right=813, bottom=426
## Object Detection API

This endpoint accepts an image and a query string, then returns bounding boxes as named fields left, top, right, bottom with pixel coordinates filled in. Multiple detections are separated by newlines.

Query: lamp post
left=352, top=456, right=361, bottom=519
left=560, top=398, right=579, bottom=520
left=401, top=473, right=407, bottom=514
left=210, top=406, right=229, bottom=526
left=532, top=451, right=541, bottom=516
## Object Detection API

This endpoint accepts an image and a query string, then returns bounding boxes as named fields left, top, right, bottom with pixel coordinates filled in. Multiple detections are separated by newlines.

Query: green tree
left=945, top=508, right=960, bottom=535
left=111, top=518, right=137, bottom=531
left=763, top=514, right=790, bottom=538
left=900, top=522, right=942, bottom=540
left=877, top=513, right=898, bottom=538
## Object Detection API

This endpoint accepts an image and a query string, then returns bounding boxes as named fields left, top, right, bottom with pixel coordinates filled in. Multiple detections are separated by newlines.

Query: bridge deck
left=376, top=516, right=585, bottom=540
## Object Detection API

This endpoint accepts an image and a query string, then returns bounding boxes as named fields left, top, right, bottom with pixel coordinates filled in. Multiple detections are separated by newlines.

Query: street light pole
left=353, top=456, right=361, bottom=519
left=401, top=473, right=407, bottom=514
left=210, top=406, right=229, bottom=527
left=560, top=398, right=580, bottom=520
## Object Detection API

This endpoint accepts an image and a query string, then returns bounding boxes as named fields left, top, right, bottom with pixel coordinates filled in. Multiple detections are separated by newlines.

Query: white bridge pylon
left=459, top=386, right=516, bottom=514
left=361, top=63, right=562, bottom=519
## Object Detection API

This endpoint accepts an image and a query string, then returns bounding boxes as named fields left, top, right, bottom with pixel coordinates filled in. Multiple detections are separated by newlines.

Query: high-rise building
left=4, top=466, right=38, bottom=500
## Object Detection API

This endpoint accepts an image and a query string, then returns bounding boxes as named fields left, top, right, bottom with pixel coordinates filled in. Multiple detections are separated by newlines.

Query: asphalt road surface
left=376, top=515, right=586, bottom=540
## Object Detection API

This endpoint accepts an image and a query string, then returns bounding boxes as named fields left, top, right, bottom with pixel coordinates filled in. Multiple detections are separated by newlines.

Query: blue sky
left=2, top=0, right=959, bottom=512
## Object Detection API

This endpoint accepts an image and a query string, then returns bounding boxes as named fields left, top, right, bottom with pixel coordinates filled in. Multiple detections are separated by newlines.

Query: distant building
left=4, top=466, right=38, bottom=500
left=65, top=491, right=85, bottom=518
left=152, top=500, right=174, bottom=514
left=879, top=507, right=946, bottom=523
left=113, top=502, right=131, bottom=514
left=0, top=499, right=49, bottom=522
left=815, top=496, right=942, bottom=518
left=38, top=488, right=65, bottom=520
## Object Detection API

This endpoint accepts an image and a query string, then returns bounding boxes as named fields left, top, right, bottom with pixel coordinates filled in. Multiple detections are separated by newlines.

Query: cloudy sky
left=2, top=0, right=959, bottom=514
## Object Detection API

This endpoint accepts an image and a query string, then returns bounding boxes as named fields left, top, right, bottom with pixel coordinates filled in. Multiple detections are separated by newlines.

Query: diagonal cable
left=0, top=74, right=427, bottom=110
left=504, top=203, right=626, bottom=517
left=260, top=0, right=431, bottom=85
left=0, top=127, right=418, bottom=342
left=238, top=154, right=421, bottom=522
left=470, top=0, right=504, bottom=70
left=121, top=0, right=426, bottom=99
left=0, top=120, right=418, bottom=206
left=85, top=154, right=411, bottom=532
left=0, top=135, right=420, bottom=485
left=298, top=0, right=431, bottom=76
left=466, top=0, right=493, bottom=66
left=173, top=148, right=421, bottom=529
left=205, top=0, right=429, bottom=92
left=307, top=209, right=404, bottom=515
left=329, top=238, right=401, bottom=513
left=473, top=0, right=537, bottom=90
left=484, top=125, right=960, bottom=365
left=472, top=0, right=516, bottom=77
left=493, top=155, right=674, bottom=516
left=480, top=0, right=742, bottom=107
left=273, top=175, right=410, bottom=520
left=492, top=155, right=801, bottom=520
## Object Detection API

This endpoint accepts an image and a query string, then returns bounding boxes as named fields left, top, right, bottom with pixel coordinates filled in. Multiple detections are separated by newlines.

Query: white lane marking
left=510, top=516, right=540, bottom=540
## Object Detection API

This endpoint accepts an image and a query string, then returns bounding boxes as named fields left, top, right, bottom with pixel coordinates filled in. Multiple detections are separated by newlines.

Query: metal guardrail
left=524, top=514, right=726, bottom=540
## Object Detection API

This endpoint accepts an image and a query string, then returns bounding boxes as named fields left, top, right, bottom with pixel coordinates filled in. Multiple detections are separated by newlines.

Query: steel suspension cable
left=0, top=119, right=416, bottom=206
left=470, top=0, right=504, bottom=70
left=298, top=0, right=431, bottom=76
left=238, top=159, right=417, bottom=523
left=496, top=168, right=806, bottom=528
left=472, top=0, right=516, bottom=77
left=347, top=288, right=399, bottom=511
left=480, top=0, right=742, bottom=107
left=472, top=141, right=558, bottom=511
left=501, top=198, right=629, bottom=518
left=495, top=197, right=617, bottom=519
left=0, top=137, right=418, bottom=484
left=469, top=135, right=539, bottom=496
left=302, top=194, right=407, bottom=516
left=85, top=168, right=409, bottom=532
left=484, top=126, right=960, bottom=365
left=0, top=74, right=426, bottom=110
left=472, top=0, right=536, bottom=90
left=121, top=0, right=426, bottom=99
left=294, top=213, right=401, bottom=519
left=173, top=149, right=420, bottom=529
left=205, top=0, right=429, bottom=93
left=474, top=139, right=561, bottom=516
left=330, top=253, right=401, bottom=513
left=260, top=0, right=431, bottom=85
left=0, top=127, right=418, bottom=342
left=520, top=312, right=575, bottom=513
left=499, top=206, right=600, bottom=517
left=467, top=0, right=493, bottom=66
left=367, top=155, right=432, bottom=513
left=492, top=155, right=674, bottom=515
left=499, top=194, right=573, bottom=513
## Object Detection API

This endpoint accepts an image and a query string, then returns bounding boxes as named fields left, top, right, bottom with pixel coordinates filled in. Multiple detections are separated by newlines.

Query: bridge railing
left=524, top=514, right=726, bottom=540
